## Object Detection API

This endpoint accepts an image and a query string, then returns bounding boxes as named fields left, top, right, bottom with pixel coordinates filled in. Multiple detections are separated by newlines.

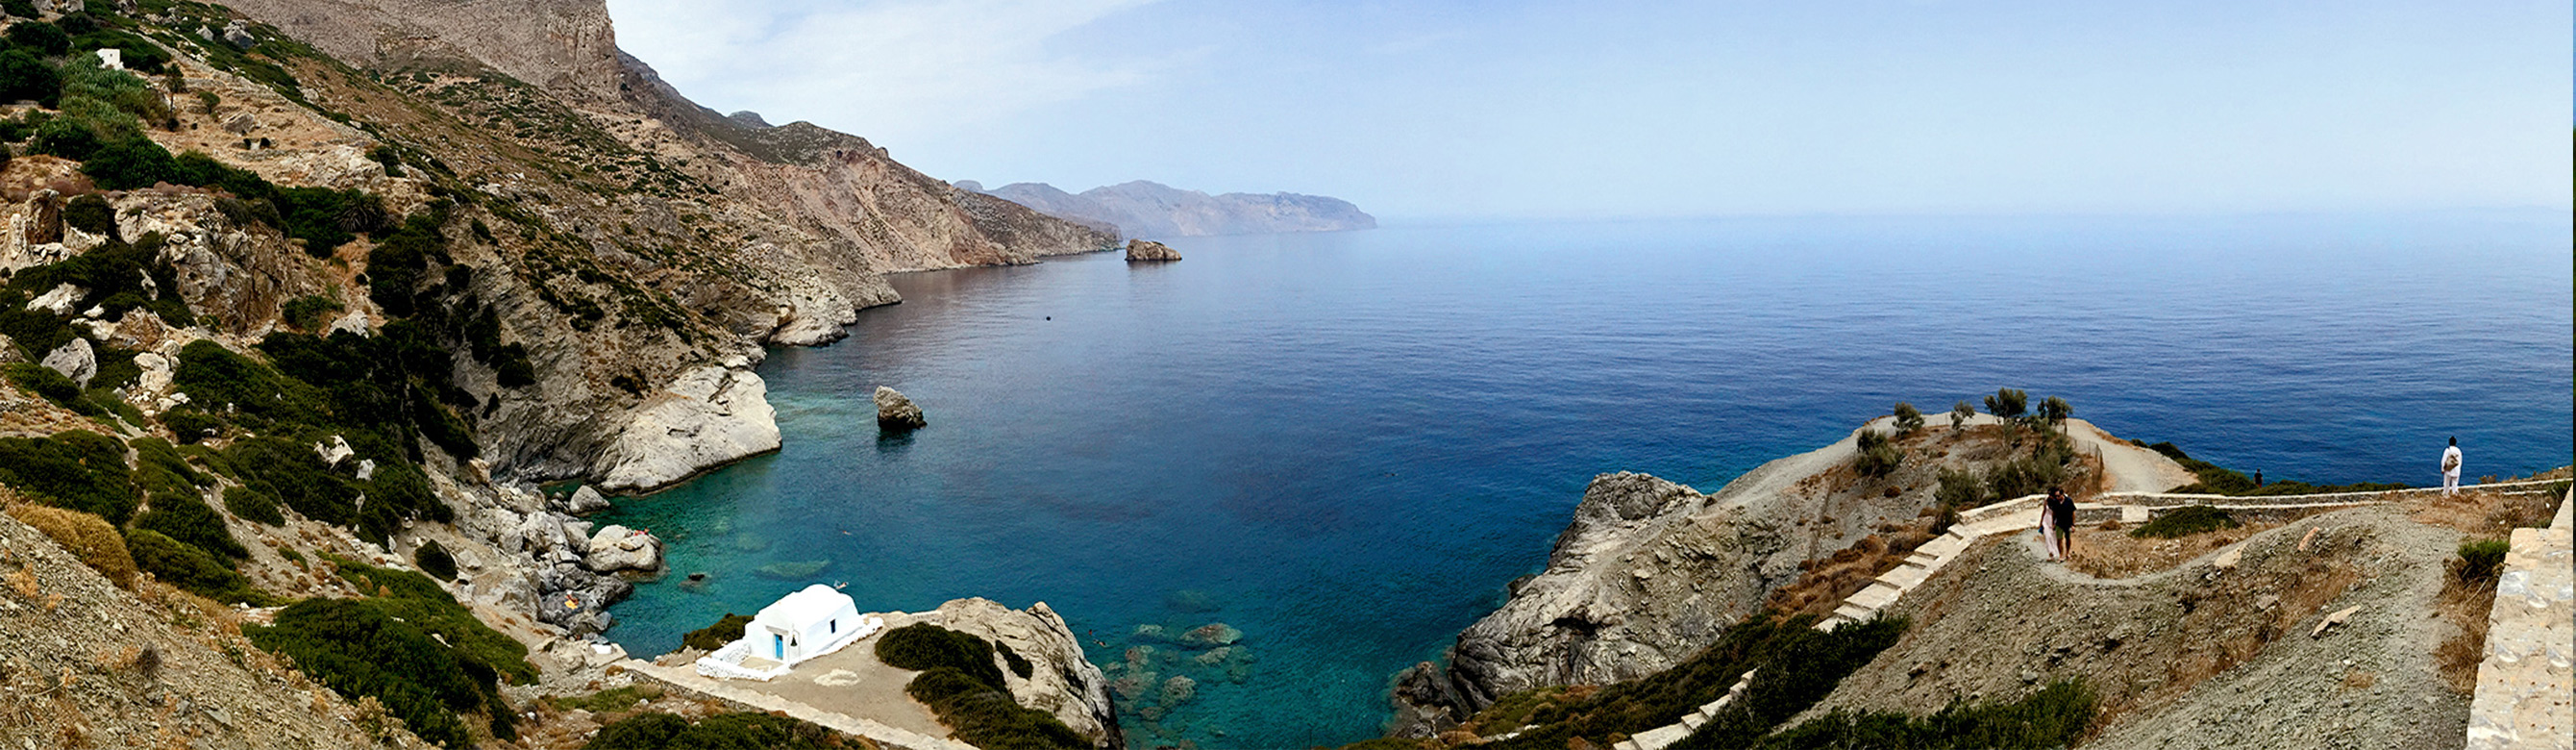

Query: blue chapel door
left=773, top=634, right=783, bottom=659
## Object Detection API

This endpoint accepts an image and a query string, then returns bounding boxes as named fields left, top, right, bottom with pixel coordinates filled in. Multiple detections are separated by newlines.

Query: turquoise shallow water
left=602, top=212, right=2572, bottom=748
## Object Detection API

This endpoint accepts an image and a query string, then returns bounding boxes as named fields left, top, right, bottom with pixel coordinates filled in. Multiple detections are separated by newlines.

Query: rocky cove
left=0, top=0, right=2560, bottom=747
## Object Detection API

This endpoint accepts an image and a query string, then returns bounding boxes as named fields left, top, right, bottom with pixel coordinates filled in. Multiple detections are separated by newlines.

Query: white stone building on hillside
left=695, top=584, right=882, bottom=681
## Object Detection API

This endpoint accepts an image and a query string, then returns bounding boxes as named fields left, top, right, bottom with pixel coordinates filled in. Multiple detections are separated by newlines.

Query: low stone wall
left=2465, top=490, right=2573, bottom=750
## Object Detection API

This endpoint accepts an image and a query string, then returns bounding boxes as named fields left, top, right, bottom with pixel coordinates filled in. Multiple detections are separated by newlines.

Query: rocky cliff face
left=973, top=180, right=1376, bottom=238
left=928, top=597, right=1126, bottom=748
left=1390, top=416, right=2189, bottom=736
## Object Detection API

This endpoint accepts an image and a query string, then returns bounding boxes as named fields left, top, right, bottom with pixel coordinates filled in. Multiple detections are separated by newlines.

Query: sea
left=600, top=212, right=2573, bottom=748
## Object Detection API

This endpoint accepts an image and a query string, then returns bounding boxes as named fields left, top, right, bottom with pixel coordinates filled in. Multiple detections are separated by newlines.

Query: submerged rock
left=1124, top=238, right=1182, bottom=262
left=1180, top=623, right=1242, bottom=647
left=875, top=386, right=926, bottom=431
left=755, top=560, right=830, bottom=580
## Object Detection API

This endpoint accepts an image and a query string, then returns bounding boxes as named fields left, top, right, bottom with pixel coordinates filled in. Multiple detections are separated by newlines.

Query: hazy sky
left=605, top=1, right=2573, bottom=220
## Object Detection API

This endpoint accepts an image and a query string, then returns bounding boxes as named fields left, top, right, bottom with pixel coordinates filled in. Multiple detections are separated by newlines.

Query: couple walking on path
left=2039, top=488, right=2076, bottom=562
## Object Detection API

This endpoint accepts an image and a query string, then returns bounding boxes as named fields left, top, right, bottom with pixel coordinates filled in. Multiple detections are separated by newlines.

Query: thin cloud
left=608, top=0, right=1169, bottom=141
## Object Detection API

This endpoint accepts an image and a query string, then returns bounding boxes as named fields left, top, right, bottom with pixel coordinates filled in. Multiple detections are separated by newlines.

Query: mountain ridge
left=960, top=178, right=1376, bottom=238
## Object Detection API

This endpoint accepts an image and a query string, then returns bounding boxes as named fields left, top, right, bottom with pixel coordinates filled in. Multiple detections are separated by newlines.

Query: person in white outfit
left=2440, top=437, right=2463, bottom=495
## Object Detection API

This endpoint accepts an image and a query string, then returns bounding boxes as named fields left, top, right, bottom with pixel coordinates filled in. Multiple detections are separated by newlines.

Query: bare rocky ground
left=1810, top=502, right=2478, bottom=749
left=0, top=510, right=433, bottom=750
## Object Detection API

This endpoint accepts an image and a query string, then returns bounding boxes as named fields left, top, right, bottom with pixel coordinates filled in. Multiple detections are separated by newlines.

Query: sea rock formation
left=971, top=180, right=1375, bottom=238
left=874, top=386, right=926, bottom=431
left=1125, top=238, right=1182, bottom=262
left=591, top=366, right=781, bottom=493
left=927, top=597, right=1126, bottom=748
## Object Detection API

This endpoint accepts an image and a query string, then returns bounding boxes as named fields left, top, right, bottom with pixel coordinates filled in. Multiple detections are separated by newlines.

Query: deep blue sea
left=602, top=212, right=2572, bottom=749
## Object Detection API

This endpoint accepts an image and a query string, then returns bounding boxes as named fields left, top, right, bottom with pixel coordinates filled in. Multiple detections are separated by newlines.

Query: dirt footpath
left=1806, top=505, right=2472, bottom=749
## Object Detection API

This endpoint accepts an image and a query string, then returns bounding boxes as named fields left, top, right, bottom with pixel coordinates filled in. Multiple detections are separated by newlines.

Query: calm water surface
left=604, top=212, right=2572, bottom=748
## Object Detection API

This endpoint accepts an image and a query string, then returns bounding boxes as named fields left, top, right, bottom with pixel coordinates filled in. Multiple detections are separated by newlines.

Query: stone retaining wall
left=2465, top=490, right=2573, bottom=750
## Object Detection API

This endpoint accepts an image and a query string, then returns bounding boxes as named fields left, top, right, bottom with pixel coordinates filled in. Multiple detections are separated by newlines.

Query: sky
left=603, top=0, right=2574, bottom=220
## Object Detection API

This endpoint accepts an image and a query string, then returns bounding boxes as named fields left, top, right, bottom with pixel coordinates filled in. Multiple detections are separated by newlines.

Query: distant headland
left=954, top=179, right=1377, bottom=239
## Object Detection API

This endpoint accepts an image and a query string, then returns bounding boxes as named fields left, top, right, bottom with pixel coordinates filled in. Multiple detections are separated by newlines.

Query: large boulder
left=1124, top=238, right=1181, bottom=262
left=39, top=338, right=94, bottom=387
left=561, top=486, right=611, bottom=514
left=534, top=562, right=632, bottom=637
left=583, top=524, right=661, bottom=573
left=875, top=386, right=926, bottom=431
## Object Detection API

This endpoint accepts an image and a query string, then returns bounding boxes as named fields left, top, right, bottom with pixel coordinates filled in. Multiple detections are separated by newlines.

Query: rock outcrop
left=1124, top=238, right=1181, bottom=262
left=1390, top=416, right=2192, bottom=734
left=39, top=337, right=94, bottom=387
left=927, top=597, right=1125, bottom=749
left=873, top=386, right=926, bottom=431
left=583, top=524, right=662, bottom=573
left=972, top=180, right=1375, bottom=238
left=592, top=366, right=781, bottom=493
left=562, top=485, right=612, bottom=514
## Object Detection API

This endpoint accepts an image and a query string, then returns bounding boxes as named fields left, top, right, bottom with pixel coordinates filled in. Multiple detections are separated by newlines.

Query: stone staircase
left=1605, top=479, right=2568, bottom=750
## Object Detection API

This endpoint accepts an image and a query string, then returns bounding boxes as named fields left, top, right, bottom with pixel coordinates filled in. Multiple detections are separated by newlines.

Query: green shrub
left=63, top=194, right=116, bottom=237
left=1982, top=388, right=2028, bottom=420
left=0, top=0, right=35, bottom=19
left=905, top=667, right=1090, bottom=750
left=281, top=294, right=342, bottom=331
left=1935, top=467, right=1989, bottom=510
left=1852, top=429, right=1901, bottom=478
left=875, top=624, right=1084, bottom=749
left=6, top=503, right=135, bottom=588
left=998, top=642, right=1033, bottom=679
left=7, top=362, right=101, bottom=415
left=1892, top=402, right=1923, bottom=434
left=124, top=528, right=268, bottom=604
left=1753, top=680, right=2096, bottom=749
left=2130, top=506, right=2239, bottom=539
left=325, top=555, right=536, bottom=686
left=222, top=485, right=284, bottom=526
left=2455, top=539, right=2510, bottom=584
left=135, top=492, right=246, bottom=562
left=1484, top=614, right=1899, bottom=750
left=1672, top=616, right=1909, bottom=748
left=583, top=711, right=849, bottom=750
left=158, top=408, right=226, bottom=443
left=876, top=623, right=1005, bottom=688
left=0, top=430, right=136, bottom=523
left=0, top=48, right=55, bottom=107
left=413, top=539, right=457, bottom=581
left=681, top=612, right=752, bottom=652
left=2036, top=395, right=2072, bottom=425
left=81, top=137, right=180, bottom=190
left=245, top=598, right=482, bottom=748
left=6, top=21, right=65, bottom=56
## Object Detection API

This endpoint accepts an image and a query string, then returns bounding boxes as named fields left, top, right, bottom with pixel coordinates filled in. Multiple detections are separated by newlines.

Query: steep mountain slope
left=0, top=0, right=1123, bottom=746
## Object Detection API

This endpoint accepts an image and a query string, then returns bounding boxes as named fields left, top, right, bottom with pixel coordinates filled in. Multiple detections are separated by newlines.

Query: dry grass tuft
left=2434, top=539, right=2509, bottom=693
left=6, top=503, right=138, bottom=588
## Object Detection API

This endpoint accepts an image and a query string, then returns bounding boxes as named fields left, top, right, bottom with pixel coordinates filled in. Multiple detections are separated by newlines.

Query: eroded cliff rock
left=591, top=366, right=780, bottom=493
left=926, top=597, right=1126, bottom=749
